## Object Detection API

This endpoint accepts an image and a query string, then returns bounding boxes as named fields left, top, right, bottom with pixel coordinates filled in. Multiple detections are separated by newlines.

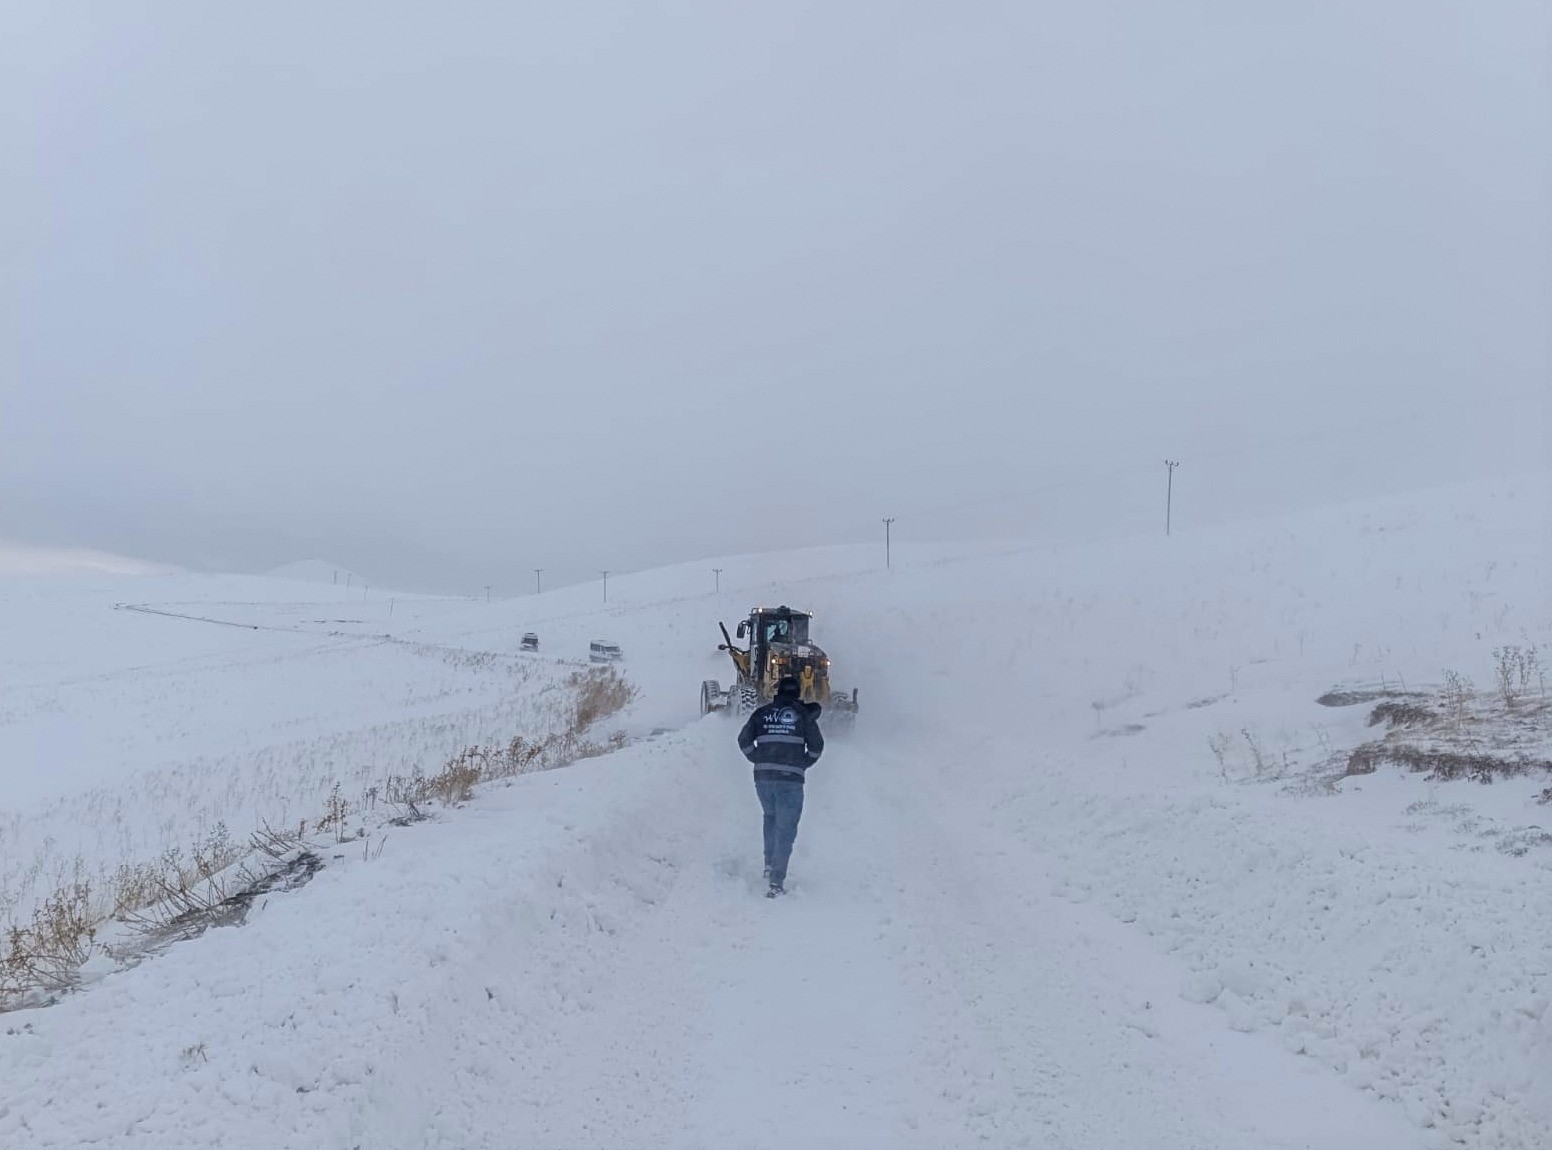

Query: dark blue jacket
left=738, top=696, right=824, bottom=782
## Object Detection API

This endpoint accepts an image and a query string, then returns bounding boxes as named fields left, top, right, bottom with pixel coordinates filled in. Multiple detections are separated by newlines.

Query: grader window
left=763, top=615, right=809, bottom=645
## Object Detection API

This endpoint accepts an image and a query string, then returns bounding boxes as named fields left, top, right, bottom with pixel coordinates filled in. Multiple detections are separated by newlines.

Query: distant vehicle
left=520, top=632, right=539, bottom=652
left=589, top=640, right=624, bottom=663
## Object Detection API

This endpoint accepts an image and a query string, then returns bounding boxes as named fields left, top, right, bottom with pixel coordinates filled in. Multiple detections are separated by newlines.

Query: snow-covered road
left=4, top=721, right=1421, bottom=1149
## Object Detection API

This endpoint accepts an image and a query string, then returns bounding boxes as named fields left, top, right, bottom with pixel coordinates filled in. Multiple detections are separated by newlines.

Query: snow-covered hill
left=263, top=559, right=376, bottom=588
left=2, top=475, right=1550, bottom=1148
left=0, top=539, right=168, bottom=577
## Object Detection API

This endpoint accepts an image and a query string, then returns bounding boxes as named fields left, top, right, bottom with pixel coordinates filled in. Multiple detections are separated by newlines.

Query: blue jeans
left=754, top=777, right=805, bottom=887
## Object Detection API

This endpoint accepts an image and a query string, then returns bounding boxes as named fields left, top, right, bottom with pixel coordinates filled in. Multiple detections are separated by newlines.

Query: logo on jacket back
left=758, top=705, right=800, bottom=736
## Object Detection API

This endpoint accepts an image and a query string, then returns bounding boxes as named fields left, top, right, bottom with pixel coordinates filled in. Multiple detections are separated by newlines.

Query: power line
left=836, top=397, right=1504, bottom=540
left=849, top=460, right=1157, bottom=535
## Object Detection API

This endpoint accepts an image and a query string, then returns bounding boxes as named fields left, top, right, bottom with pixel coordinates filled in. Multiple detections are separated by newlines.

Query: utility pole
left=534, top=568, right=543, bottom=594
left=484, top=585, right=491, bottom=603
left=883, top=517, right=896, bottom=569
left=601, top=570, right=609, bottom=604
left=1165, top=459, right=1180, bottom=536
left=713, top=568, right=722, bottom=593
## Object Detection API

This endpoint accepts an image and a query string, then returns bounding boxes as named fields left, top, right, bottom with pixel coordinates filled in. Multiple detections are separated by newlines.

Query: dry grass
left=0, top=665, right=638, bottom=1012
left=1367, top=701, right=1436, bottom=729
left=1342, top=663, right=1552, bottom=784
left=2, top=884, right=96, bottom=1002
left=1316, top=685, right=1427, bottom=709
left=119, top=828, right=324, bottom=958
left=383, top=668, right=637, bottom=811
left=1348, top=742, right=1552, bottom=783
left=104, top=825, right=247, bottom=918
left=1493, top=645, right=1544, bottom=709
left=572, top=667, right=636, bottom=732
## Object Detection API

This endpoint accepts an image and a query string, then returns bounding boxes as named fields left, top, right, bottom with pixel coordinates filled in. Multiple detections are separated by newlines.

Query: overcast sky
left=4, top=2, right=1548, bottom=592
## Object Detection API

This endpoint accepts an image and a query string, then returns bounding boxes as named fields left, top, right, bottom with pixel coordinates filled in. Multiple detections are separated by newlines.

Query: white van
left=589, top=640, right=623, bottom=663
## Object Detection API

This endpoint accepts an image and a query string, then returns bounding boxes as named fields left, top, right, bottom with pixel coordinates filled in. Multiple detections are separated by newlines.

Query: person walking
left=737, top=675, right=825, bottom=897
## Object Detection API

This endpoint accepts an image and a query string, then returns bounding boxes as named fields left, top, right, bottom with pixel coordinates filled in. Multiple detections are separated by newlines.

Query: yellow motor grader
left=701, top=605, right=859, bottom=721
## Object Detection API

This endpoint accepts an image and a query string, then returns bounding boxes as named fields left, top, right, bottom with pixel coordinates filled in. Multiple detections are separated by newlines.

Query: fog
left=3, top=2, right=1547, bottom=592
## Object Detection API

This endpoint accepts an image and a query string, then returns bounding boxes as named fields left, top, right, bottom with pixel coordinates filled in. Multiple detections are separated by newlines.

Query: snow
left=0, top=573, right=583, bottom=919
left=263, top=560, right=375, bottom=587
left=2, top=473, right=1550, bottom=1147
left=0, top=539, right=167, bottom=577
left=1, top=727, right=1422, bottom=1149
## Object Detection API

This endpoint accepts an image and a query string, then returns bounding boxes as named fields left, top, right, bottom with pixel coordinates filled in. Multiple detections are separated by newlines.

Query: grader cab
left=700, top=605, right=858, bottom=721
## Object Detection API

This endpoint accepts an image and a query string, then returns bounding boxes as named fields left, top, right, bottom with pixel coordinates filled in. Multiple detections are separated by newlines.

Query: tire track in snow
left=349, top=721, right=936, bottom=1148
